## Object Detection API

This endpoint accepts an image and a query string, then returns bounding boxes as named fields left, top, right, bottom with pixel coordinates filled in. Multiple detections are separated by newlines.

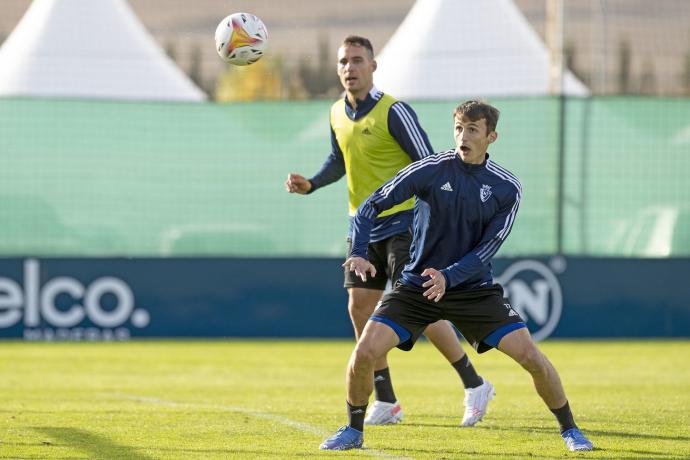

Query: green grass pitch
left=0, top=339, right=688, bottom=459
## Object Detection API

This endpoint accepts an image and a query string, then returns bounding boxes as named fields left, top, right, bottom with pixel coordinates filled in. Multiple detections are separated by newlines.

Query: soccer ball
left=214, top=12, right=268, bottom=66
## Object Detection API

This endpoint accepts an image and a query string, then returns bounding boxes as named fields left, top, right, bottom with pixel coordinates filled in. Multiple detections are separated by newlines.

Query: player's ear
left=488, top=131, right=498, bottom=144
left=372, top=59, right=377, bottom=72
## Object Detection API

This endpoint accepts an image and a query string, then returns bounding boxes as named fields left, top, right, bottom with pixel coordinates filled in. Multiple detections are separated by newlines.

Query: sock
left=347, top=401, right=368, bottom=432
left=452, top=354, right=483, bottom=389
left=373, top=367, right=397, bottom=403
left=551, top=401, right=577, bottom=433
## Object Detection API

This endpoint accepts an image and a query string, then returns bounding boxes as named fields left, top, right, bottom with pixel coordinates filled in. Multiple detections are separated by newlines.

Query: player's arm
left=308, top=129, right=346, bottom=193
left=350, top=160, right=431, bottom=259
left=440, top=186, right=522, bottom=289
left=388, top=101, right=434, bottom=161
left=286, top=128, right=345, bottom=194
left=346, top=162, right=426, bottom=282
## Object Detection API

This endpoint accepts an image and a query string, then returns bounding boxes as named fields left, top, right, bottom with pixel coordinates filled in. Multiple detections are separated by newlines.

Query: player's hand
left=285, top=173, right=312, bottom=194
left=422, top=268, right=446, bottom=302
left=342, top=256, right=377, bottom=282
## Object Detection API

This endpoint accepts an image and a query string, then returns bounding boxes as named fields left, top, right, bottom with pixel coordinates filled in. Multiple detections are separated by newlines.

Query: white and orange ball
left=214, top=12, right=268, bottom=66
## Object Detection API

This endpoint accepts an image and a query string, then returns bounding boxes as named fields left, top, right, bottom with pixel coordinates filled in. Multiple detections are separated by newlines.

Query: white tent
left=0, top=0, right=206, bottom=101
left=374, top=0, right=589, bottom=99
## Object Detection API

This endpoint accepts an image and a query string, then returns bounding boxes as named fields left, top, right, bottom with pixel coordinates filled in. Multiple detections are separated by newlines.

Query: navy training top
left=351, top=150, right=522, bottom=291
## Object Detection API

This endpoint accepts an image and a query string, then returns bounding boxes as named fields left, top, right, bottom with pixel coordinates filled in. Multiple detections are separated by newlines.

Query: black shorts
left=343, top=232, right=412, bottom=290
left=373, top=283, right=524, bottom=353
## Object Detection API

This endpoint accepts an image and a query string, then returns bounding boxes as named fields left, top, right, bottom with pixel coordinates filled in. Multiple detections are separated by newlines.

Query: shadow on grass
left=33, top=427, right=153, bottom=460
left=27, top=432, right=330, bottom=459
left=375, top=446, right=687, bottom=460
left=406, top=421, right=690, bottom=442
left=618, top=450, right=690, bottom=460
left=389, top=423, right=689, bottom=459
left=172, top=449, right=338, bottom=457
left=366, top=447, right=565, bottom=459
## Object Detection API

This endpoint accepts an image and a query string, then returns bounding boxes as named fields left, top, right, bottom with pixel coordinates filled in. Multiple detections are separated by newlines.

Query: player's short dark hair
left=342, top=35, right=374, bottom=58
left=453, top=100, right=500, bottom=133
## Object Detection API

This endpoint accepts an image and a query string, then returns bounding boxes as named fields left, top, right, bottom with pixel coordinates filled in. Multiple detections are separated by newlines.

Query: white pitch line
left=113, top=393, right=413, bottom=460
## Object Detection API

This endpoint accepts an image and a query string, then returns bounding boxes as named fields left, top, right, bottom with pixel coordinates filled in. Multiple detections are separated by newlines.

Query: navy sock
left=452, top=354, right=483, bottom=389
left=551, top=401, right=577, bottom=433
left=347, top=401, right=368, bottom=432
left=373, top=367, right=397, bottom=403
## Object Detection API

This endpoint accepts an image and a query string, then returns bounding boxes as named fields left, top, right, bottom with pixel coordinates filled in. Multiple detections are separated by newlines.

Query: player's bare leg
left=497, top=327, right=593, bottom=451
left=347, top=320, right=400, bottom=405
left=320, top=321, right=399, bottom=450
left=347, top=287, right=403, bottom=424
left=497, top=327, right=566, bottom=407
left=423, top=320, right=464, bottom=362
left=347, top=287, right=390, bottom=371
left=425, top=319, right=493, bottom=426
left=347, top=288, right=383, bottom=341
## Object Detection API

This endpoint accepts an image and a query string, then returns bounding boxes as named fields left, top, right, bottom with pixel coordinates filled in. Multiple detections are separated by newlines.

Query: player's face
left=337, top=44, right=376, bottom=101
left=454, top=115, right=497, bottom=164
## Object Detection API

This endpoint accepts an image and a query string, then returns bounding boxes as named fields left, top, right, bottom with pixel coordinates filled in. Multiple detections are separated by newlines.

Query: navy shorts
left=372, top=282, right=525, bottom=353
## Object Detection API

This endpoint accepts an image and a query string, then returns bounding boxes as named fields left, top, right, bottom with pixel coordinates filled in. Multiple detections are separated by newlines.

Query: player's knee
left=348, top=299, right=375, bottom=315
left=514, top=346, right=547, bottom=374
left=348, top=302, right=376, bottom=327
left=352, top=339, right=379, bottom=365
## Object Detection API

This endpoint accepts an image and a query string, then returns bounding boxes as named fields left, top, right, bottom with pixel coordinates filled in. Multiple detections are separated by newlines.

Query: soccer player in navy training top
left=320, top=100, right=594, bottom=452
left=286, top=36, right=493, bottom=427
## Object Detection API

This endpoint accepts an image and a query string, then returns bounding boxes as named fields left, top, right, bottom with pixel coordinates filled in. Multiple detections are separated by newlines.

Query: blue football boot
left=319, top=426, right=364, bottom=450
left=562, top=427, right=594, bottom=451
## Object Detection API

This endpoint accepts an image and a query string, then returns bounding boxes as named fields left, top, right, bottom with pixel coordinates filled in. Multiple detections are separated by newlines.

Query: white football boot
left=461, top=379, right=495, bottom=426
left=364, top=400, right=404, bottom=425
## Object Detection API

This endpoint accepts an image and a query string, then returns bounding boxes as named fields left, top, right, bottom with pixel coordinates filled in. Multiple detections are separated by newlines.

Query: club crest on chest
left=480, top=184, right=493, bottom=203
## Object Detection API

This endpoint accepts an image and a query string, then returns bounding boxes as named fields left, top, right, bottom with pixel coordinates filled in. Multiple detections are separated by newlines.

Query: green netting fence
left=0, top=96, right=688, bottom=257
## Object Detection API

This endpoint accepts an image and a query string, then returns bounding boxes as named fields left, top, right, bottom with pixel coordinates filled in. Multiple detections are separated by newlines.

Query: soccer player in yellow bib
left=286, top=36, right=494, bottom=428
